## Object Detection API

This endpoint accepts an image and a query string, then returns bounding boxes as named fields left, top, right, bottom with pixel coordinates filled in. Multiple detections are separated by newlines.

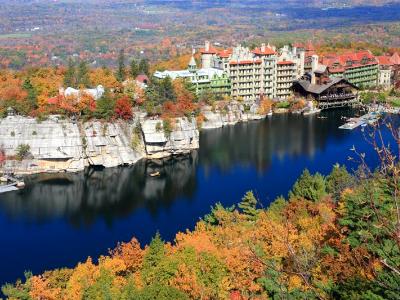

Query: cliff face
left=0, top=116, right=145, bottom=174
left=201, top=101, right=266, bottom=129
left=0, top=116, right=200, bottom=174
left=141, top=118, right=199, bottom=159
left=0, top=103, right=266, bottom=174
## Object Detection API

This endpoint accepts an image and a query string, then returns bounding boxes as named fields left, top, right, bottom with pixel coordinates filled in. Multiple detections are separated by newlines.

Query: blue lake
left=0, top=109, right=397, bottom=286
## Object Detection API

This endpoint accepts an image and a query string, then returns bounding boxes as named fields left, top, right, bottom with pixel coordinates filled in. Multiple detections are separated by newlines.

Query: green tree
left=130, top=284, right=189, bottom=300
left=203, top=202, right=235, bottom=225
left=130, top=58, right=139, bottom=79
left=1, top=271, right=32, bottom=300
left=64, top=58, right=76, bottom=87
left=238, top=191, right=259, bottom=220
left=22, top=78, right=38, bottom=110
left=76, top=61, right=91, bottom=88
left=83, top=268, right=115, bottom=300
left=94, top=89, right=115, bottom=119
left=326, top=164, right=354, bottom=201
left=141, top=232, right=166, bottom=285
left=139, top=59, right=150, bottom=76
left=116, top=49, right=126, bottom=82
left=289, top=169, right=326, bottom=202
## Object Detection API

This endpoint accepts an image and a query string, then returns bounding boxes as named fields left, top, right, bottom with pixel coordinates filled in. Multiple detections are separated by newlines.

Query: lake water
left=0, top=109, right=397, bottom=286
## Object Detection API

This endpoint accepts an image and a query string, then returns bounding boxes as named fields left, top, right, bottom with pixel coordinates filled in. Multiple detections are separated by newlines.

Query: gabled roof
left=218, top=49, right=232, bottom=58
left=252, top=47, right=275, bottom=56
left=377, top=55, right=392, bottom=66
left=294, top=77, right=358, bottom=95
left=391, top=52, right=400, bottom=65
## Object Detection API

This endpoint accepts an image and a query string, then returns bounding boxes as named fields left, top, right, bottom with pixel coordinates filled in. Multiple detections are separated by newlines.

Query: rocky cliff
left=200, top=101, right=266, bottom=129
left=141, top=117, right=199, bottom=159
left=0, top=115, right=200, bottom=174
left=0, top=101, right=265, bottom=174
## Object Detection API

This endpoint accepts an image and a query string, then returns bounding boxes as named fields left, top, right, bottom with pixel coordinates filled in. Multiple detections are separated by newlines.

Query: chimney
left=261, top=43, right=266, bottom=52
left=205, top=41, right=210, bottom=52
left=311, top=54, right=319, bottom=85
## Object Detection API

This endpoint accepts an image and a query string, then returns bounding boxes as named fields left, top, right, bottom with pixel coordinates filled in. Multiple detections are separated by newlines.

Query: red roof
left=391, top=52, right=400, bottom=65
left=47, top=96, right=59, bottom=105
left=200, top=47, right=218, bottom=54
left=277, top=60, right=294, bottom=65
left=218, top=49, right=232, bottom=58
left=252, top=47, right=275, bottom=56
left=136, top=74, right=149, bottom=84
left=322, top=50, right=378, bottom=71
left=229, top=60, right=262, bottom=65
left=377, top=56, right=392, bottom=66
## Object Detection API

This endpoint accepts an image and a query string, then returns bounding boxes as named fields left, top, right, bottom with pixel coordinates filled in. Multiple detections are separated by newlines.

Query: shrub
left=16, top=144, right=31, bottom=161
left=162, top=119, right=173, bottom=139
left=276, top=101, right=290, bottom=109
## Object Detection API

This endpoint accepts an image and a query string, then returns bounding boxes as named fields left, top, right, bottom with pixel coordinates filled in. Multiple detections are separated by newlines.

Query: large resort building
left=154, top=40, right=399, bottom=104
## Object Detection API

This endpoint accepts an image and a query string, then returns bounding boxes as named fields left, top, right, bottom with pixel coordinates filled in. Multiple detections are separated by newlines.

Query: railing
left=318, top=93, right=356, bottom=101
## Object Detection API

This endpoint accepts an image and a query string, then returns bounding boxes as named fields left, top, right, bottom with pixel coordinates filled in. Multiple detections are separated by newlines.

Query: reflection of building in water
left=0, top=153, right=198, bottom=226
left=199, top=111, right=351, bottom=172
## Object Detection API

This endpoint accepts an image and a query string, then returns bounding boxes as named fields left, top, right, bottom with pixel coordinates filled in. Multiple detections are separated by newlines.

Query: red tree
left=114, top=96, right=133, bottom=120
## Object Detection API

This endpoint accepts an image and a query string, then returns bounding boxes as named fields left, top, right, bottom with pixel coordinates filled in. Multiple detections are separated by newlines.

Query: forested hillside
left=3, top=154, right=400, bottom=299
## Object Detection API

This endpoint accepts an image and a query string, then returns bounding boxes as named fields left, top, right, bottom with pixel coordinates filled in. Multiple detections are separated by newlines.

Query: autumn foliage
left=3, top=164, right=399, bottom=299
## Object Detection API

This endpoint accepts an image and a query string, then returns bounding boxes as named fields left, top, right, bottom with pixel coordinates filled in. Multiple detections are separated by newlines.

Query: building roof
left=294, top=77, right=358, bottom=95
left=377, top=55, right=392, bottom=66
left=136, top=74, right=150, bottom=84
left=218, top=49, right=232, bottom=58
left=391, top=52, right=400, bottom=65
left=229, top=60, right=262, bottom=65
left=200, top=47, right=218, bottom=55
left=277, top=60, right=294, bottom=65
left=252, top=47, right=276, bottom=56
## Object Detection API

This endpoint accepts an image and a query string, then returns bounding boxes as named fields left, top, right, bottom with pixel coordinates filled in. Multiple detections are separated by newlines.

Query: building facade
left=376, top=52, right=400, bottom=90
left=153, top=54, right=231, bottom=97
left=201, top=41, right=305, bottom=101
left=321, top=51, right=379, bottom=88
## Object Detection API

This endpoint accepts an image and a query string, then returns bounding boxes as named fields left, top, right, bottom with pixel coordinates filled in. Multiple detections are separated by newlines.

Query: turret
left=311, top=55, right=319, bottom=85
left=188, top=49, right=197, bottom=73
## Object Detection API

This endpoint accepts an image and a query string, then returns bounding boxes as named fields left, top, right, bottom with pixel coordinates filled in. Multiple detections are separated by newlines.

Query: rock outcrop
left=0, top=115, right=145, bottom=174
left=141, top=117, right=199, bottom=159
left=0, top=100, right=266, bottom=175
left=201, top=101, right=266, bottom=129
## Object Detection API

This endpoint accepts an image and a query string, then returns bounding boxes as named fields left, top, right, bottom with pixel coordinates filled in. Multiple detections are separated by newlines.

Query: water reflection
left=200, top=109, right=354, bottom=172
left=0, top=152, right=198, bottom=226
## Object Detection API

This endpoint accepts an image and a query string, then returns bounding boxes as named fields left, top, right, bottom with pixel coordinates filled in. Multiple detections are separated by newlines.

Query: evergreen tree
left=139, top=58, right=150, bottom=76
left=116, top=49, right=126, bottom=82
left=238, top=191, right=259, bottom=220
left=160, top=76, right=176, bottom=103
left=76, top=61, right=91, bottom=88
left=64, top=58, right=75, bottom=87
left=326, top=164, right=354, bottom=201
left=22, top=78, right=38, bottom=109
left=94, top=89, right=115, bottom=119
left=130, top=58, right=139, bottom=79
left=289, top=169, right=326, bottom=202
left=141, top=232, right=165, bottom=285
